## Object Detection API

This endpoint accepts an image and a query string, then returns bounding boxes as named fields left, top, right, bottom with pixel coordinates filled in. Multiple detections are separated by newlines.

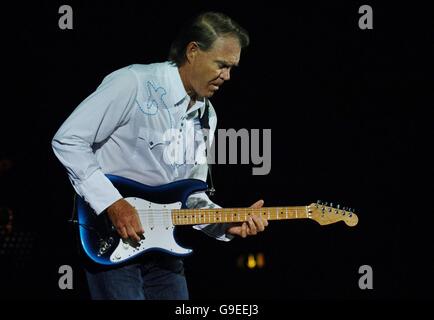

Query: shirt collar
left=166, top=61, right=188, bottom=106
left=165, top=61, right=206, bottom=117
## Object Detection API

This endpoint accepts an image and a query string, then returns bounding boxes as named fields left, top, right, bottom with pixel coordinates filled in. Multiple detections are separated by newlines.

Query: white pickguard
left=109, top=198, right=192, bottom=263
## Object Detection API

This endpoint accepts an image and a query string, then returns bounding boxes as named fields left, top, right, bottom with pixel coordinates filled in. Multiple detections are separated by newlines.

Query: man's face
left=189, top=36, right=241, bottom=98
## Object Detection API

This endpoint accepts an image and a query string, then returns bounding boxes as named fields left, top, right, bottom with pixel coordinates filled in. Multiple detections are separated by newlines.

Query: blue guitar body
left=76, top=174, right=208, bottom=265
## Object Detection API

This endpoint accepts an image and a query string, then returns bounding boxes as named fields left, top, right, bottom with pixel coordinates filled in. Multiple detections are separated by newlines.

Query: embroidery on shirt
left=137, top=81, right=173, bottom=128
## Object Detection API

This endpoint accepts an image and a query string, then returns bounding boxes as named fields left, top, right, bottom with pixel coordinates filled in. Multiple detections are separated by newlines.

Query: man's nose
left=221, top=68, right=231, bottom=81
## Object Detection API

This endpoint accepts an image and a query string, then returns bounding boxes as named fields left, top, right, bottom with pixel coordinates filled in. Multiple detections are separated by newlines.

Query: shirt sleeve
left=187, top=103, right=234, bottom=242
left=51, top=67, right=138, bottom=214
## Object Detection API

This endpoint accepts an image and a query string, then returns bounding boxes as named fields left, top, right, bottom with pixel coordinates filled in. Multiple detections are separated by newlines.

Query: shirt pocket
left=140, top=127, right=166, bottom=148
left=134, top=127, right=167, bottom=164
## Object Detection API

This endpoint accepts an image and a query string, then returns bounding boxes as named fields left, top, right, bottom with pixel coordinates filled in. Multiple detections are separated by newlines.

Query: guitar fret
left=173, top=206, right=315, bottom=225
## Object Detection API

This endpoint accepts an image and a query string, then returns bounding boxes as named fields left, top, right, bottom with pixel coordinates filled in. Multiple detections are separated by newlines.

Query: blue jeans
left=84, top=252, right=189, bottom=300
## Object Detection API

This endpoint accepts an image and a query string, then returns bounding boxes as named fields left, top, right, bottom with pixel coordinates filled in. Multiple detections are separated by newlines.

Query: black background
left=1, top=0, right=433, bottom=301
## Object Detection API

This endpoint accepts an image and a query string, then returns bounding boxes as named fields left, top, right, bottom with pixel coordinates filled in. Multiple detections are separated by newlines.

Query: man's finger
left=252, top=215, right=265, bottom=232
left=118, top=226, right=128, bottom=239
left=241, top=222, right=248, bottom=238
left=126, top=225, right=141, bottom=242
left=247, top=217, right=257, bottom=235
left=132, top=216, right=145, bottom=235
left=263, top=218, right=269, bottom=227
left=250, top=199, right=264, bottom=208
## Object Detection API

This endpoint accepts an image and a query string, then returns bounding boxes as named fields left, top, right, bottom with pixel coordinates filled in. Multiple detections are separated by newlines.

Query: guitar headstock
left=307, top=201, right=359, bottom=227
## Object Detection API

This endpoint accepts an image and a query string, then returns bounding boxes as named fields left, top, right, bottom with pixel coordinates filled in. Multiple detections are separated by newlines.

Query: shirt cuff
left=186, top=192, right=235, bottom=241
left=193, top=224, right=235, bottom=242
left=76, top=170, right=123, bottom=214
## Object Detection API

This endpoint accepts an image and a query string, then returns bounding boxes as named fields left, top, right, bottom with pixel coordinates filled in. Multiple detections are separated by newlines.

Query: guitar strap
left=198, top=98, right=216, bottom=196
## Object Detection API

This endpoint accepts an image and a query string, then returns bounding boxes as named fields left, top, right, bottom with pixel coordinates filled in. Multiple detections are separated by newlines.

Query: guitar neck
left=171, top=207, right=308, bottom=225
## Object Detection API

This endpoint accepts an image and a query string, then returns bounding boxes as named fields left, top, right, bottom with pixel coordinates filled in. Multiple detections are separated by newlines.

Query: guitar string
left=131, top=210, right=347, bottom=225
left=135, top=208, right=317, bottom=218
left=132, top=208, right=309, bottom=214
left=130, top=210, right=313, bottom=225
left=84, top=211, right=311, bottom=226
left=133, top=209, right=309, bottom=219
left=82, top=209, right=346, bottom=226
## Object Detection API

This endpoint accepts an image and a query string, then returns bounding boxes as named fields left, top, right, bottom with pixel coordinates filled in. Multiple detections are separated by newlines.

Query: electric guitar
left=76, top=175, right=359, bottom=265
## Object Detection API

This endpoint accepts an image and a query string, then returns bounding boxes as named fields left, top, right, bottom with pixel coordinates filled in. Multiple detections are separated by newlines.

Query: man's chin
left=200, top=92, right=213, bottom=99
left=206, top=88, right=218, bottom=97
left=198, top=88, right=217, bottom=99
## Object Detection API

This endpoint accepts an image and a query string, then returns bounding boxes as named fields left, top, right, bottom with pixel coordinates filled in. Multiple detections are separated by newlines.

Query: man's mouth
left=210, top=81, right=223, bottom=90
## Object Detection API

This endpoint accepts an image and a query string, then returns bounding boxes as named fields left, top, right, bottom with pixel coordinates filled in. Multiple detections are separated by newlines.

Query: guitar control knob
left=115, top=253, right=121, bottom=260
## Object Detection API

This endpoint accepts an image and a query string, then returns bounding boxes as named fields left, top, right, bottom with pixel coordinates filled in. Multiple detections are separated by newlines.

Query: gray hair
left=169, top=12, right=249, bottom=67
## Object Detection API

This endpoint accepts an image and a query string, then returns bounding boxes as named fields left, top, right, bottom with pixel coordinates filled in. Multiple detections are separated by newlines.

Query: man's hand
left=107, top=198, right=144, bottom=242
left=226, top=200, right=268, bottom=238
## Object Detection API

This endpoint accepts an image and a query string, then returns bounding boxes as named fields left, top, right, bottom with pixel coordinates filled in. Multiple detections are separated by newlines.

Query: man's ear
left=185, top=42, right=199, bottom=64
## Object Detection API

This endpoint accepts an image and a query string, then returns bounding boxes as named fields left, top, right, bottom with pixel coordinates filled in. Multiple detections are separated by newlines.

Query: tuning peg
left=337, top=204, right=340, bottom=209
left=317, top=200, right=322, bottom=204
left=324, top=202, right=328, bottom=206
left=330, top=202, right=333, bottom=208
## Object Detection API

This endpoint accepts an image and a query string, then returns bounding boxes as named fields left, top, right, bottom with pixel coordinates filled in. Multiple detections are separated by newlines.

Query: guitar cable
left=68, top=195, right=104, bottom=240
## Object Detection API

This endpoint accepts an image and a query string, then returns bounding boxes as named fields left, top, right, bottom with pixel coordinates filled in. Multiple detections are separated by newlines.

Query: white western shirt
left=52, top=61, right=233, bottom=241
